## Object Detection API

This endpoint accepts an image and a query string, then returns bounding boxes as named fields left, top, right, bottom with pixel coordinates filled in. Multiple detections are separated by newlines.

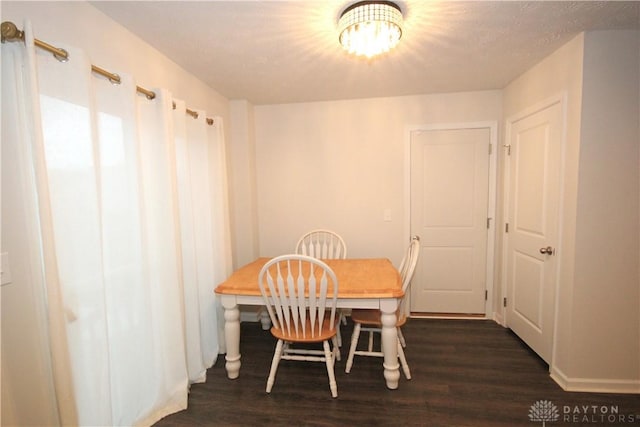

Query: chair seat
left=271, top=314, right=338, bottom=343
left=350, top=309, right=407, bottom=328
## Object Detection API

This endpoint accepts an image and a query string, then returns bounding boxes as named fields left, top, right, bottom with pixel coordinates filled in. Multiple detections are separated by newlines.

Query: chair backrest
left=259, top=254, right=339, bottom=339
left=295, top=229, right=347, bottom=259
left=398, top=236, right=421, bottom=317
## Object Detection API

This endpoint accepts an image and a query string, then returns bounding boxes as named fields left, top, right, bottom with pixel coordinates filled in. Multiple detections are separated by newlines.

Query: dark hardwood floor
left=155, top=319, right=639, bottom=427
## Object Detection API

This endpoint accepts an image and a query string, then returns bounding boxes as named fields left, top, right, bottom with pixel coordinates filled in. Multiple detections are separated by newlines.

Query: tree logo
left=529, top=400, right=559, bottom=426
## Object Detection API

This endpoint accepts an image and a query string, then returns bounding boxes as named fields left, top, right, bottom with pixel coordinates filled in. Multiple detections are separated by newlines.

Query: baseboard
left=240, top=306, right=261, bottom=323
left=550, top=366, right=640, bottom=394
left=410, top=312, right=488, bottom=320
left=493, top=311, right=506, bottom=327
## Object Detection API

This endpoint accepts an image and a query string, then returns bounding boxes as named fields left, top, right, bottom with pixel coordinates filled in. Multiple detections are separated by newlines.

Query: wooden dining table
left=215, top=257, right=405, bottom=389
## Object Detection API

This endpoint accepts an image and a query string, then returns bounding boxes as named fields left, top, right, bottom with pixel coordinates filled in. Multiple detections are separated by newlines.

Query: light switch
left=1, top=252, right=12, bottom=286
left=383, top=208, right=392, bottom=222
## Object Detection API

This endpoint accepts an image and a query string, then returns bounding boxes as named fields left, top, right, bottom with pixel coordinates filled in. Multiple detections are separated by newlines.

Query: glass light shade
left=338, top=1, right=403, bottom=58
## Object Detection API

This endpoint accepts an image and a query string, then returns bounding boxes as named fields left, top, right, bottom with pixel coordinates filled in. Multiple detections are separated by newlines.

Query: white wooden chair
left=295, top=229, right=347, bottom=260
left=344, top=236, right=420, bottom=379
left=295, top=229, right=348, bottom=346
left=259, top=254, right=340, bottom=398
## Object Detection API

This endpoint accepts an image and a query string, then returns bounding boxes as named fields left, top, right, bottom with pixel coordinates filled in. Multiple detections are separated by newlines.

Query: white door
left=410, top=127, right=492, bottom=314
left=505, top=101, right=563, bottom=363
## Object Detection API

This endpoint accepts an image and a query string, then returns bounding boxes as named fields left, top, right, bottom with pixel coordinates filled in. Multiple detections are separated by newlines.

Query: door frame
left=500, top=93, right=568, bottom=365
left=404, top=121, right=498, bottom=317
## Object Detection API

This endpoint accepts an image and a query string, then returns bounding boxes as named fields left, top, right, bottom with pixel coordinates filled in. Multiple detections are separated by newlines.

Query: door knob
left=539, top=246, right=554, bottom=255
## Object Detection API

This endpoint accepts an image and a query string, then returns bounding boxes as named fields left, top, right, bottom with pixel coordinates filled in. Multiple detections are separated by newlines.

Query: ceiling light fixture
left=338, top=1, right=403, bottom=58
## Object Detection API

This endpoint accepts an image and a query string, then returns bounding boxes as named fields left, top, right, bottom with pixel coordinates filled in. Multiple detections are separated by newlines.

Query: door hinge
left=488, top=144, right=492, bottom=155
left=485, top=290, right=488, bottom=300
left=503, top=297, right=507, bottom=307
left=505, top=223, right=509, bottom=233
left=503, top=144, right=511, bottom=155
left=487, top=217, right=492, bottom=229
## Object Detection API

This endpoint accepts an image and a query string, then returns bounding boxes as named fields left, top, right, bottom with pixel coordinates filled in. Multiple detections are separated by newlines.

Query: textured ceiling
left=90, top=1, right=640, bottom=105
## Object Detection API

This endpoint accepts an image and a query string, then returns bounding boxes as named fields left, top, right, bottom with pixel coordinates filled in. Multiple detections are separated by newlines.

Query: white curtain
left=1, top=21, right=232, bottom=426
left=173, top=101, right=232, bottom=382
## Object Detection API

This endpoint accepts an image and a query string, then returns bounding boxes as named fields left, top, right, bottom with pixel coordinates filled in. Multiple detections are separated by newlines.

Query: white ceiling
left=91, top=1, right=639, bottom=105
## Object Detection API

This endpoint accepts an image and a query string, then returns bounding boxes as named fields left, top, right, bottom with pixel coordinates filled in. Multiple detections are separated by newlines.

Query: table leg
left=259, top=308, right=272, bottom=330
left=380, top=299, right=400, bottom=389
left=221, top=295, right=241, bottom=379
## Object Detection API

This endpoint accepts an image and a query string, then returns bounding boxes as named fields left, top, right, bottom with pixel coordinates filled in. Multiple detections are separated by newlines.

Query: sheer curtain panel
left=173, top=102, right=232, bottom=383
left=1, top=20, right=232, bottom=426
left=1, top=21, right=78, bottom=426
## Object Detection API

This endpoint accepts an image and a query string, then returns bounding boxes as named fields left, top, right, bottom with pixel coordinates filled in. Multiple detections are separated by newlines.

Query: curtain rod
left=1, top=21, right=214, bottom=126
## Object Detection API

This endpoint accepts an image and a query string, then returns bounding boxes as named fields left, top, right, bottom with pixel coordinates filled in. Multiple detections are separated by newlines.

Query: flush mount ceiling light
left=338, top=1, right=403, bottom=58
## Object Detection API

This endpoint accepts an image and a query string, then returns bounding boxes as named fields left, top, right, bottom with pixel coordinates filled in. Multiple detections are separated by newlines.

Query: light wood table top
left=215, top=257, right=403, bottom=299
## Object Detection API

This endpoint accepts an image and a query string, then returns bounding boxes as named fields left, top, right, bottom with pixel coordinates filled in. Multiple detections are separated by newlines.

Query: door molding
left=500, top=93, right=568, bottom=367
left=404, top=121, right=498, bottom=317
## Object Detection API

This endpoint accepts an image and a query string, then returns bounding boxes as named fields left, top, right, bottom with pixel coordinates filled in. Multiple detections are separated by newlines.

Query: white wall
left=570, top=30, right=639, bottom=386
left=228, top=100, right=260, bottom=268
left=1, top=2, right=230, bottom=425
left=253, top=91, right=502, bottom=266
left=503, top=30, right=640, bottom=392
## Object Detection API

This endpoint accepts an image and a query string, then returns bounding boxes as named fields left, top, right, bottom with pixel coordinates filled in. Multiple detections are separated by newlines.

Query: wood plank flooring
left=154, top=319, right=639, bottom=427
